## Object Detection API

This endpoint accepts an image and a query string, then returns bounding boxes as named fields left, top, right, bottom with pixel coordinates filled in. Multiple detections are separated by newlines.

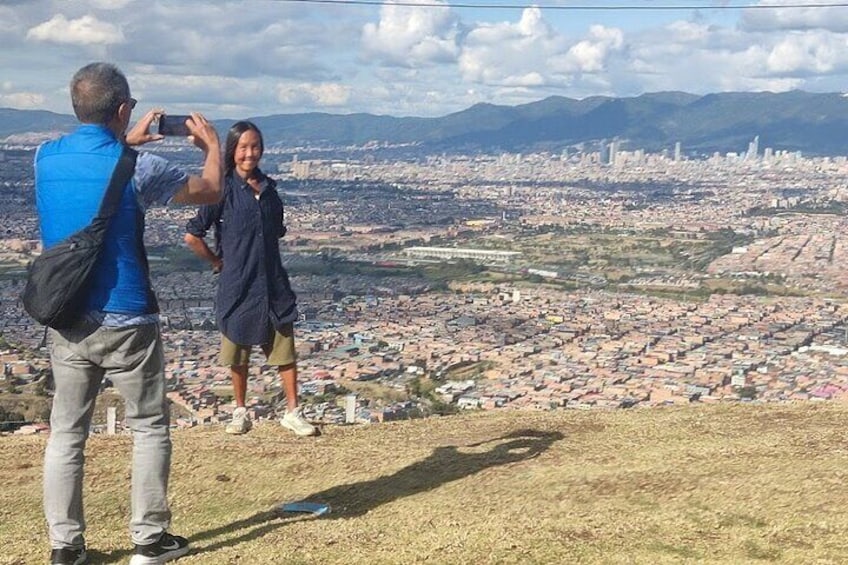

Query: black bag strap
left=93, top=146, right=139, bottom=224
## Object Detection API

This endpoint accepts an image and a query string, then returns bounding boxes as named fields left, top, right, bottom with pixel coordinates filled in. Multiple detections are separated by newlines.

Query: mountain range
left=4, top=90, right=848, bottom=157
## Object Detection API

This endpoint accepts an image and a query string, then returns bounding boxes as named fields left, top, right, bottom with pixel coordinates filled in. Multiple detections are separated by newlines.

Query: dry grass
left=3, top=402, right=848, bottom=564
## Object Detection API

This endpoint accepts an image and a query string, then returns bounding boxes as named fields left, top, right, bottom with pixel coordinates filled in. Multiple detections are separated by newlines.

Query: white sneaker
left=280, top=408, right=317, bottom=436
left=225, top=407, right=252, bottom=435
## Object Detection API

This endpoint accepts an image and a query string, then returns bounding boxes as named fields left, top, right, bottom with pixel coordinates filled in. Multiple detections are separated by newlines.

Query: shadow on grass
left=86, top=508, right=301, bottom=563
left=186, top=428, right=564, bottom=557
left=303, top=428, right=564, bottom=518
left=85, top=550, right=130, bottom=564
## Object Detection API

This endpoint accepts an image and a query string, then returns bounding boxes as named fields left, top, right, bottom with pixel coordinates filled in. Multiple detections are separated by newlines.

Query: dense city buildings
left=4, top=137, right=848, bottom=431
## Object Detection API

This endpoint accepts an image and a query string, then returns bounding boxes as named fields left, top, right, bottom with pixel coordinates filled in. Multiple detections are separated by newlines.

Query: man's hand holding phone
left=182, top=113, right=220, bottom=155
left=158, top=114, right=192, bottom=137
left=125, top=108, right=166, bottom=146
left=156, top=112, right=219, bottom=153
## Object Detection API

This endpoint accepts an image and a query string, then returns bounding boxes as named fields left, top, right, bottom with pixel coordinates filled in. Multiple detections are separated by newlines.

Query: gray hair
left=70, top=62, right=130, bottom=124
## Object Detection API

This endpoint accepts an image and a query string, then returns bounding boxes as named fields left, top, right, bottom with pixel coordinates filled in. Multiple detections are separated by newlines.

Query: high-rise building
left=608, top=139, right=619, bottom=165
left=599, top=139, right=609, bottom=164
left=746, top=135, right=759, bottom=161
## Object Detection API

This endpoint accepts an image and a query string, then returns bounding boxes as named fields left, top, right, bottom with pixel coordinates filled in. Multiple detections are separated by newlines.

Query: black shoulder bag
left=22, top=147, right=138, bottom=329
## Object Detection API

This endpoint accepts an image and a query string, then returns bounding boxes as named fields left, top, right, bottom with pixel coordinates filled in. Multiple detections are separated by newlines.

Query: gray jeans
left=44, top=322, right=172, bottom=549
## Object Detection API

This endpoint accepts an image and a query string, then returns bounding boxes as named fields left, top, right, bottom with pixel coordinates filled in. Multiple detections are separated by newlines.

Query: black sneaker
left=129, top=532, right=190, bottom=565
left=50, top=547, right=88, bottom=565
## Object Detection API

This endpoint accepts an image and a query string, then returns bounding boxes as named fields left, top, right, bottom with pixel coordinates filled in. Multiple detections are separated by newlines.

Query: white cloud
left=620, top=15, right=848, bottom=98
left=89, top=0, right=132, bottom=8
left=277, top=82, right=351, bottom=108
left=665, top=20, right=711, bottom=43
left=742, top=1, right=848, bottom=33
left=457, top=8, right=623, bottom=99
left=622, top=23, right=813, bottom=95
left=7, top=0, right=848, bottom=118
left=765, top=31, right=848, bottom=74
left=128, top=72, right=278, bottom=116
left=26, top=13, right=124, bottom=45
left=553, top=25, right=624, bottom=73
left=0, top=91, right=46, bottom=109
left=117, top=7, right=337, bottom=83
left=361, top=0, right=459, bottom=67
left=459, top=7, right=565, bottom=86
left=464, top=6, right=551, bottom=45
left=501, top=72, right=546, bottom=87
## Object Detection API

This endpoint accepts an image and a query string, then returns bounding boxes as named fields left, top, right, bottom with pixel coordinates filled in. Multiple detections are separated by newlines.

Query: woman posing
left=185, top=121, right=316, bottom=436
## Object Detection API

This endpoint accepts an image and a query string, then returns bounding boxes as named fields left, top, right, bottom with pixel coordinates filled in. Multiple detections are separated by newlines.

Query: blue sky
left=1, top=1, right=847, bottom=119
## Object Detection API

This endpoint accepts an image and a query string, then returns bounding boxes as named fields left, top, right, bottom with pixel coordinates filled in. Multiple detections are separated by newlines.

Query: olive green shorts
left=220, top=322, right=296, bottom=367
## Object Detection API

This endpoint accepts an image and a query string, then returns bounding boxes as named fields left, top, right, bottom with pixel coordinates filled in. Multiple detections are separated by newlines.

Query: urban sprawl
left=3, top=134, right=848, bottom=433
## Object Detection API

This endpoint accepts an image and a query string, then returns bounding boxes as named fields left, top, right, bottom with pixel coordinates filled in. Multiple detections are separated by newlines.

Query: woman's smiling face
left=234, top=129, right=263, bottom=178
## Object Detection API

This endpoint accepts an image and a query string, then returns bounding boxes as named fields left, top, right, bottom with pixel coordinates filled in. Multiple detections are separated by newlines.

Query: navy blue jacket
left=186, top=170, right=297, bottom=344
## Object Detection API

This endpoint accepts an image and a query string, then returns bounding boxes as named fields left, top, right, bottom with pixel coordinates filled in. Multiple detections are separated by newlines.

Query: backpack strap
left=93, top=146, right=139, bottom=223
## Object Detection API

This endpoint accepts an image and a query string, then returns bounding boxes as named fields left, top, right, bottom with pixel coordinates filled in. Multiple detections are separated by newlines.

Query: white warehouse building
left=403, top=246, right=521, bottom=265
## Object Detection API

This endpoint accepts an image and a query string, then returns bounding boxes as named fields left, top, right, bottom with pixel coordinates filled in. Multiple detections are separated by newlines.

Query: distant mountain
left=0, top=108, right=78, bottom=141
left=4, top=90, right=848, bottom=156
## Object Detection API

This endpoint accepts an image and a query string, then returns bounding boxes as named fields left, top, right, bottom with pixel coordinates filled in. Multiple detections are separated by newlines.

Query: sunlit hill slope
left=2, top=402, right=847, bottom=564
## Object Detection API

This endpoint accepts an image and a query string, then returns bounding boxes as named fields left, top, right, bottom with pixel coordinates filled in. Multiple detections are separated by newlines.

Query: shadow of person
left=85, top=511, right=285, bottom=563
left=187, top=428, right=564, bottom=556
left=303, top=428, right=565, bottom=518
left=83, top=428, right=564, bottom=562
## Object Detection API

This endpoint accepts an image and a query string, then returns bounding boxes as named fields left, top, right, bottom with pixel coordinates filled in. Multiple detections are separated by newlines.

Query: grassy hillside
left=3, top=402, right=848, bottom=564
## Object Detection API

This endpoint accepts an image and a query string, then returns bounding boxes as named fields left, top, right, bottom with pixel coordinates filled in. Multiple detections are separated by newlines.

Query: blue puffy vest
left=35, top=125, right=156, bottom=316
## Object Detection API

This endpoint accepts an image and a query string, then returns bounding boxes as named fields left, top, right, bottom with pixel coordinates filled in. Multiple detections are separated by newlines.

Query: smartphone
left=158, top=114, right=191, bottom=137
